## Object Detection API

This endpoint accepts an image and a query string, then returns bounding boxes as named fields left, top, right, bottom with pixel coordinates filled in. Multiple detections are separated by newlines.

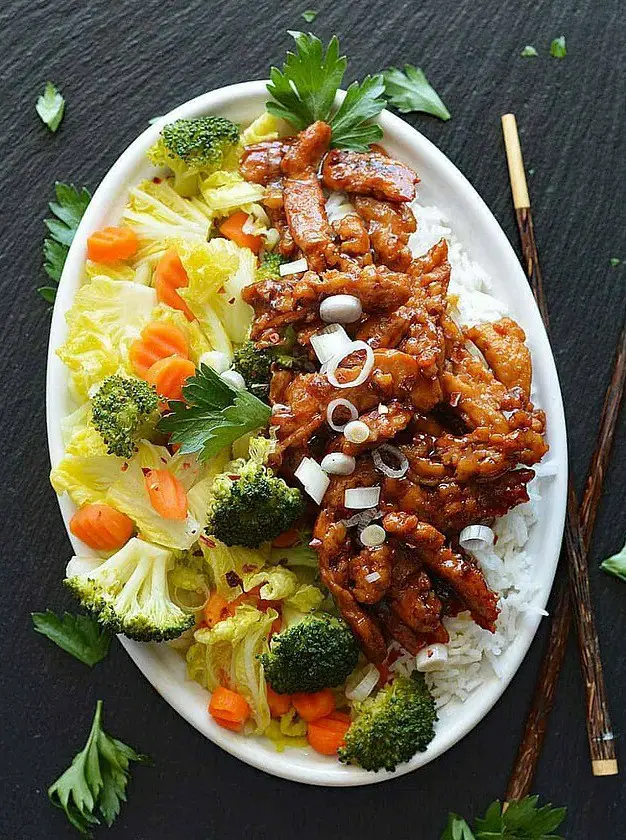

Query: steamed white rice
left=390, top=201, right=553, bottom=712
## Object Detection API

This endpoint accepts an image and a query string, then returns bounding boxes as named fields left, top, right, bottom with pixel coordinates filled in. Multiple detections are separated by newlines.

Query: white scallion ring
left=320, top=453, right=356, bottom=476
left=459, top=524, right=495, bottom=552
left=415, top=644, right=449, bottom=673
left=326, top=340, right=374, bottom=389
left=372, top=444, right=409, bottom=478
left=344, top=420, right=370, bottom=444
left=360, top=524, right=386, bottom=547
left=344, top=486, right=381, bottom=509
left=319, top=294, right=363, bottom=325
left=326, top=398, right=358, bottom=432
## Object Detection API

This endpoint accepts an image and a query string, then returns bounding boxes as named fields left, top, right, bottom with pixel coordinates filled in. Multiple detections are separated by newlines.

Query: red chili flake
left=217, top=286, right=226, bottom=294
left=268, top=332, right=280, bottom=345
left=183, top=462, right=191, bottom=469
left=121, top=462, right=129, bottom=472
left=228, top=474, right=240, bottom=481
left=152, top=176, right=162, bottom=184
left=449, top=392, right=461, bottom=408
left=161, top=457, right=167, bottom=464
left=141, top=467, right=152, bottom=476
left=225, top=570, right=243, bottom=589
left=199, top=535, right=216, bottom=548
left=228, top=297, right=236, bottom=305
left=242, top=564, right=258, bottom=573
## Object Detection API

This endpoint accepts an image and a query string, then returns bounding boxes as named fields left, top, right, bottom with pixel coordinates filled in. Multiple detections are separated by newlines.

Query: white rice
left=386, top=202, right=553, bottom=712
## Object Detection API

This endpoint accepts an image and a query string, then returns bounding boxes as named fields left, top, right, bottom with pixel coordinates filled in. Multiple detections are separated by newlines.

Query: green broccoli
left=206, top=459, right=304, bottom=549
left=148, top=116, right=241, bottom=195
left=91, top=375, right=160, bottom=459
left=260, top=613, right=359, bottom=694
left=65, top=538, right=194, bottom=642
left=232, top=329, right=313, bottom=391
left=338, top=673, right=437, bottom=772
left=256, top=250, right=286, bottom=282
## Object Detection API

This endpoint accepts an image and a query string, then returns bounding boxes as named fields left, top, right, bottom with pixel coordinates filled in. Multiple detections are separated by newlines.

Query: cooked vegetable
left=338, top=673, right=437, bottom=772
left=146, top=355, right=196, bottom=401
left=144, top=468, right=188, bottom=520
left=219, top=211, right=263, bottom=253
left=36, top=81, right=65, bottom=132
left=87, top=226, right=138, bottom=263
left=129, top=320, right=190, bottom=378
left=148, top=116, right=241, bottom=195
left=154, top=247, right=195, bottom=320
left=206, top=457, right=304, bottom=548
left=187, top=603, right=276, bottom=732
left=382, top=64, right=451, bottom=121
left=260, top=613, right=359, bottom=694
left=232, top=330, right=312, bottom=390
left=90, top=375, right=160, bottom=458
left=209, top=685, right=251, bottom=731
left=48, top=700, right=148, bottom=835
left=256, top=250, right=286, bottom=281
left=203, top=592, right=230, bottom=627
left=307, top=711, right=351, bottom=755
left=266, top=686, right=292, bottom=718
left=158, top=363, right=271, bottom=461
left=600, top=539, right=626, bottom=582
left=266, top=32, right=386, bottom=151
left=550, top=36, right=567, bottom=58
left=440, top=795, right=567, bottom=840
left=40, top=182, right=91, bottom=302
left=70, top=502, right=134, bottom=551
left=31, top=610, right=112, bottom=667
left=292, top=688, right=335, bottom=721
left=65, top=537, right=194, bottom=641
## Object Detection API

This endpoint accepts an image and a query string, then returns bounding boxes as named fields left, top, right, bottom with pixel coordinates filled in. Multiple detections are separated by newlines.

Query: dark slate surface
left=1, top=0, right=624, bottom=837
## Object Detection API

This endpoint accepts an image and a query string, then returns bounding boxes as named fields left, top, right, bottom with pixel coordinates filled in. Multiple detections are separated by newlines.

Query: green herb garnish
left=48, top=700, right=148, bottom=835
left=382, top=64, right=450, bottom=121
left=36, top=81, right=65, bottom=132
left=158, top=364, right=271, bottom=461
left=609, top=257, right=621, bottom=267
left=301, top=9, right=318, bottom=22
left=521, top=45, right=538, bottom=57
left=266, top=32, right=386, bottom=151
left=40, top=182, right=91, bottom=302
left=601, top=540, right=626, bottom=581
left=441, top=796, right=566, bottom=839
left=32, top=610, right=112, bottom=667
left=550, top=36, right=567, bottom=58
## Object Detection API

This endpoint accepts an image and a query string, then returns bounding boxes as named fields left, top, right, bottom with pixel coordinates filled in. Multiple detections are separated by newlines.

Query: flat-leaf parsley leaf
left=32, top=610, right=112, bottom=667
left=521, top=45, right=538, bottom=57
left=601, top=539, right=626, bottom=581
left=550, top=36, right=567, bottom=58
left=382, top=64, right=450, bottom=121
left=301, top=9, right=318, bottom=22
left=440, top=796, right=566, bottom=839
left=158, top=364, right=271, bottom=461
left=48, top=700, right=148, bottom=835
left=36, top=81, right=65, bottom=132
left=40, top=182, right=91, bottom=302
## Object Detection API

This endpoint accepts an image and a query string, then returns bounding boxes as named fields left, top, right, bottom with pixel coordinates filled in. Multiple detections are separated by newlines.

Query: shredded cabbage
left=241, top=112, right=282, bottom=146
left=189, top=604, right=276, bottom=732
left=57, top=276, right=156, bottom=400
left=200, top=171, right=266, bottom=216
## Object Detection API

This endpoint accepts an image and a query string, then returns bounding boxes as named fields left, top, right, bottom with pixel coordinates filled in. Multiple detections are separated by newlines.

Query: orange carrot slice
left=219, top=211, right=263, bottom=253
left=203, top=593, right=230, bottom=628
left=266, top=687, right=292, bottom=718
left=209, top=686, right=251, bottom=731
left=154, top=248, right=195, bottom=321
left=69, top=503, right=134, bottom=551
left=291, top=689, right=335, bottom=722
left=87, top=226, right=138, bottom=262
left=129, top=321, right=189, bottom=378
left=307, top=711, right=351, bottom=755
left=146, top=356, right=195, bottom=402
left=144, top=469, right=188, bottom=520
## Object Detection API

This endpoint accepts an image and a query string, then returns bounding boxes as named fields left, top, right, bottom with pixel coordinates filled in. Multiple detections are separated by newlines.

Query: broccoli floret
left=206, top=459, right=304, bottom=549
left=232, top=329, right=314, bottom=391
left=338, top=673, right=437, bottom=772
left=260, top=613, right=359, bottom=694
left=91, top=375, right=160, bottom=459
left=65, top=538, right=194, bottom=642
left=256, top=250, right=286, bottom=282
left=148, top=117, right=241, bottom=194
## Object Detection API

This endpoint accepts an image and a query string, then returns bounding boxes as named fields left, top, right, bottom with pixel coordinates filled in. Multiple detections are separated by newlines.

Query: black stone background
left=0, top=0, right=624, bottom=837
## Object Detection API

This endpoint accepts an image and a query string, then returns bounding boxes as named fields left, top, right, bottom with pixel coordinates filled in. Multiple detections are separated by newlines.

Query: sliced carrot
left=144, top=469, right=188, bottom=520
left=87, top=226, right=138, bottom=262
left=292, top=689, right=335, bottom=722
left=154, top=248, right=195, bottom=322
left=204, top=593, right=230, bottom=628
left=266, top=687, right=291, bottom=718
left=129, top=321, right=189, bottom=378
left=307, top=711, right=351, bottom=755
left=219, top=211, right=263, bottom=253
left=146, top=356, right=196, bottom=402
left=69, top=503, right=134, bottom=551
left=209, top=686, right=250, bottom=731
left=272, top=528, right=300, bottom=548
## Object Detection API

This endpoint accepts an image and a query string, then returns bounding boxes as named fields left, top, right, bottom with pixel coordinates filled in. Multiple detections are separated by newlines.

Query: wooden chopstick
left=501, top=113, right=620, bottom=780
left=505, top=321, right=626, bottom=800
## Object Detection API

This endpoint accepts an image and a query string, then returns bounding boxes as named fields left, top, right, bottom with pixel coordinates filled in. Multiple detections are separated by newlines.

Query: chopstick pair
left=501, top=114, right=624, bottom=794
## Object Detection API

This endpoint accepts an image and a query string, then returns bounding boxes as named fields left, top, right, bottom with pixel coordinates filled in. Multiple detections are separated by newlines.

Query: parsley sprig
left=40, top=182, right=91, bottom=302
left=48, top=700, right=148, bottom=836
left=441, top=796, right=566, bottom=840
left=382, top=64, right=451, bottom=121
left=158, top=364, right=271, bottom=461
left=267, top=32, right=386, bottom=151
left=36, top=81, right=65, bottom=132
left=32, top=610, right=112, bottom=667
